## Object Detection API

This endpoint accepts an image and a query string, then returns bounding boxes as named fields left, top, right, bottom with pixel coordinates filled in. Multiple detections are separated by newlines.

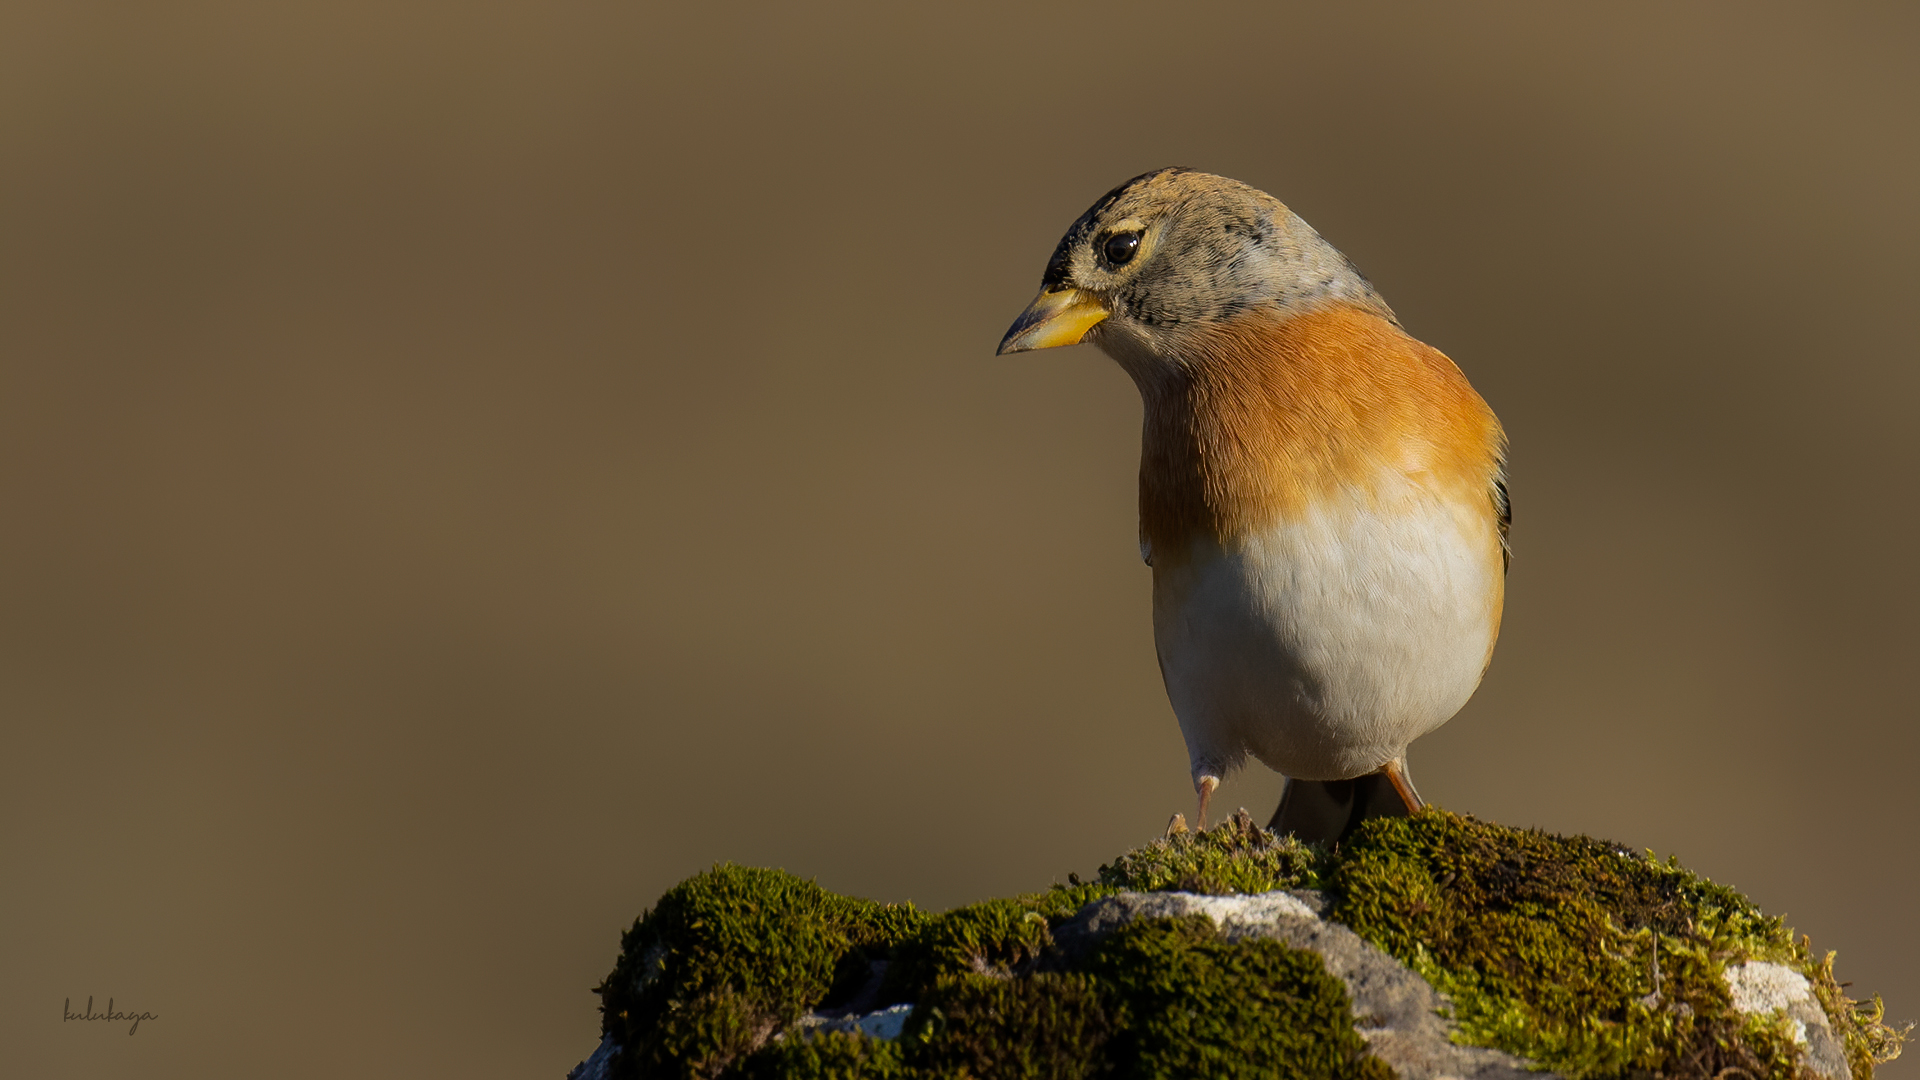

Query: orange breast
left=1138, top=304, right=1506, bottom=562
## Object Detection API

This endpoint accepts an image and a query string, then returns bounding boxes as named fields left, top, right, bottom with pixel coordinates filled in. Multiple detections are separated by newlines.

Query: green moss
left=1807, top=950, right=1912, bottom=1080
left=594, top=813, right=1905, bottom=1080
left=1083, top=915, right=1395, bottom=1080
left=1098, top=808, right=1322, bottom=895
left=906, top=972, right=1114, bottom=1078
left=899, top=925, right=1391, bottom=1080
left=881, top=883, right=1114, bottom=1003
left=1328, top=810, right=1906, bottom=1080
left=595, top=864, right=928, bottom=1079
left=740, top=914, right=1390, bottom=1080
left=740, top=1031, right=911, bottom=1080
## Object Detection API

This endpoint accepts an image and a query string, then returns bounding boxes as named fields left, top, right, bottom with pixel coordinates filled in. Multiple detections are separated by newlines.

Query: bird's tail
left=1268, top=758, right=1422, bottom=845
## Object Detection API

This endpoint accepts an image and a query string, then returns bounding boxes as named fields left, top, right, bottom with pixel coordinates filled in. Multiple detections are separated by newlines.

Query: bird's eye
left=1101, top=231, right=1142, bottom=267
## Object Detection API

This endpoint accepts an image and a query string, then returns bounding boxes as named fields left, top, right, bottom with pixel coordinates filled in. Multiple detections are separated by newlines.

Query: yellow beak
left=995, top=287, right=1109, bottom=355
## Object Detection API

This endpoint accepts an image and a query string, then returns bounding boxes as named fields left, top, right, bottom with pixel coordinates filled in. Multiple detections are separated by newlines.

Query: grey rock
left=1725, top=961, right=1850, bottom=1080
left=1053, top=889, right=1557, bottom=1080
left=565, top=1034, right=616, bottom=1080
left=792, top=1003, right=914, bottom=1041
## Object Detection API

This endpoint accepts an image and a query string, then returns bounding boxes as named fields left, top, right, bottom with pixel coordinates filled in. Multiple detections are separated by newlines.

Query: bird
left=997, top=168, right=1508, bottom=844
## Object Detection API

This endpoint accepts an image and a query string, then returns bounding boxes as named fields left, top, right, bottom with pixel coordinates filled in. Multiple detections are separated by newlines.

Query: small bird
left=998, top=169, right=1508, bottom=844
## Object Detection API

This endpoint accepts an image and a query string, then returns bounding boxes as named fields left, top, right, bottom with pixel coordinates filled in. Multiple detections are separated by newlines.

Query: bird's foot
left=1382, top=758, right=1424, bottom=813
left=1196, top=775, right=1220, bottom=831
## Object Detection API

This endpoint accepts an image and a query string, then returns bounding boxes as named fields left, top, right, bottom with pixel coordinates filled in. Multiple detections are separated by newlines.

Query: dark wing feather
left=1492, top=452, right=1511, bottom=574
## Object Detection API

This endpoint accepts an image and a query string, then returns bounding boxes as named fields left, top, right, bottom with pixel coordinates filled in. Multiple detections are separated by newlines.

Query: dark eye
left=1101, top=231, right=1142, bottom=267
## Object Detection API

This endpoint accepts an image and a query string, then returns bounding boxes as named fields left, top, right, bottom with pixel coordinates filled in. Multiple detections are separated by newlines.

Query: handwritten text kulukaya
left=64, top=996, right=157, bottom=1035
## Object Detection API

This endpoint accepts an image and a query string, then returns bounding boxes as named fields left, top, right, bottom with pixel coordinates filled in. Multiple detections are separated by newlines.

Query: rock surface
left=1051, top=889, right=1553, bottom=1080
left=567, top=1035, right=616, bottom=1080
left=1726, top=961, right=1851, bottom=1080
left=793, top=1003, right=914, bottom=1041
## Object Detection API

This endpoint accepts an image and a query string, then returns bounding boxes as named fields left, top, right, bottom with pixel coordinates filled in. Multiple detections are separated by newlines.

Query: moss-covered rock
left=595, top=864, right=929, bottom=1078
left=587, top=811, right=1907, bottom=1080
left=1326, top=812, right=1903, bottom=1080
left=1080, top=915, right=1391, bottom=1080
left=905, top=972, right=1114, bottom=1078
left=878, top=884, right=1116, bottom=1004
left=740, top=1029, right=912, bottom=1080
left=1096, top=811, right=1320, bottom=895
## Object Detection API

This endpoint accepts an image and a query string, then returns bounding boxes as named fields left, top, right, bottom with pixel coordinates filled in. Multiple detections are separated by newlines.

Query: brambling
left=998, top=169, right=1509, bottom=843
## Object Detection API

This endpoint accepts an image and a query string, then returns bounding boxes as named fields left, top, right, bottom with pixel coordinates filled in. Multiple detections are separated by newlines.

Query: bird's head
left=997, top=168, right=1392, bottom=380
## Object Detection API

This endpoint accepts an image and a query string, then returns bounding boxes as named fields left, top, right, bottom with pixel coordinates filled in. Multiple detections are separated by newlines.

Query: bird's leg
left=1381, top=758, right=1424, bottom=814
left=1196, top=775, right=1220, bottom=831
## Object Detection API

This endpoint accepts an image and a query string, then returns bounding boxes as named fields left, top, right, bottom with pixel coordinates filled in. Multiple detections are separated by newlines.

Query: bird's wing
left=1492, top=454, right=1511, bottom=574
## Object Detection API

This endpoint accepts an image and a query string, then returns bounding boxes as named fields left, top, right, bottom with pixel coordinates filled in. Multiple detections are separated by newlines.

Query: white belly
left=1153, top=482, right=1501, bottom=783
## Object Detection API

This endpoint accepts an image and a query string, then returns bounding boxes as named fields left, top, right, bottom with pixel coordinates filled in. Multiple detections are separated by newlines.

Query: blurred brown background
left=1, top=2, right=1914, bottom=1077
